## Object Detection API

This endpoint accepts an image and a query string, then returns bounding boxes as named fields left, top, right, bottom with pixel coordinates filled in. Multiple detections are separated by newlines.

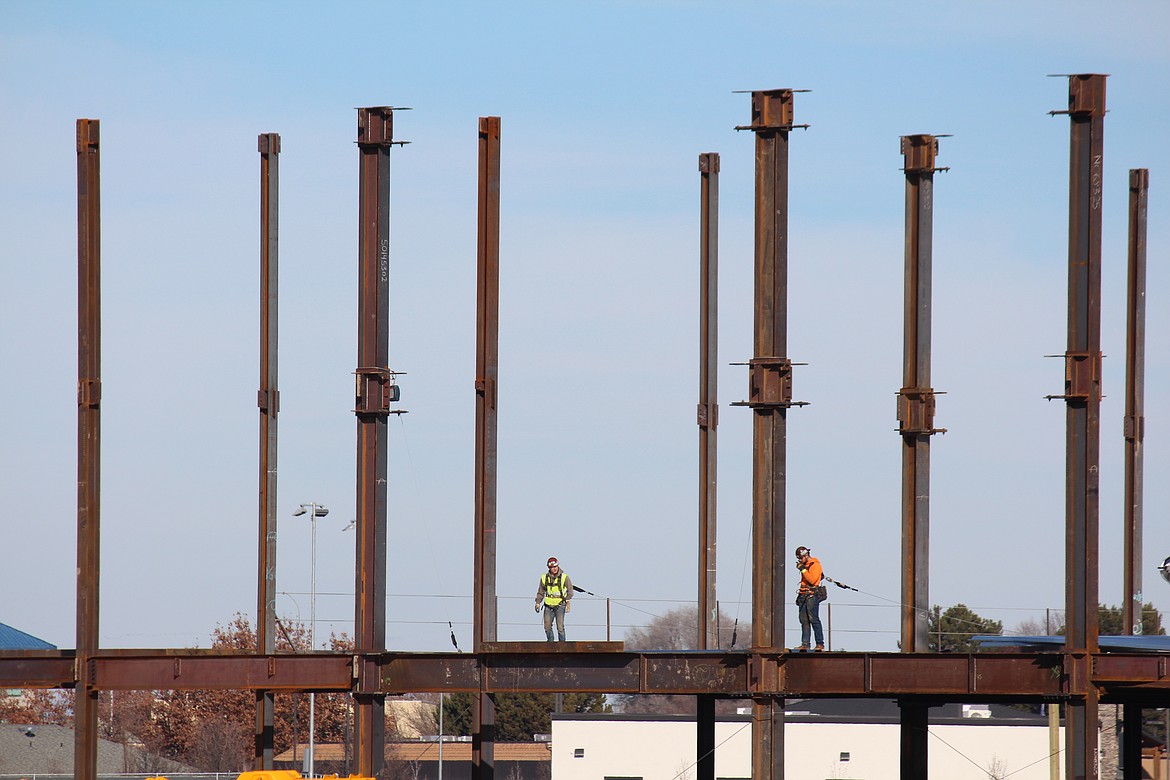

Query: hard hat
left=1159, top=555, right=1170, bottom=584
left=794, top=546, right=810, bottom=558
left=547, top=557, right=558, bottom=566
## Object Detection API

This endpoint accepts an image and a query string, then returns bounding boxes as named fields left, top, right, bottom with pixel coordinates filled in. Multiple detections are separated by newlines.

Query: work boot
left=814, top=645, right=825, bottom=652
left=797, top=645, right=809, bottom=652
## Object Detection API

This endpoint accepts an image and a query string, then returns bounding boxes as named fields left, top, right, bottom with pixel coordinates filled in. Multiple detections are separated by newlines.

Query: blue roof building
left=0, top=622, right=56, bottom=650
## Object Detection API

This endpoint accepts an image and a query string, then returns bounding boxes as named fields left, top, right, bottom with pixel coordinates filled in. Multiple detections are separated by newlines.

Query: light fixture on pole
left=293, top=501, right=329, bottom=777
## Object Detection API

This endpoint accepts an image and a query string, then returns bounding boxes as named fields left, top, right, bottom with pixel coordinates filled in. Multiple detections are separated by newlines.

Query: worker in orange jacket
left=795, top=546, right=825, bottom=652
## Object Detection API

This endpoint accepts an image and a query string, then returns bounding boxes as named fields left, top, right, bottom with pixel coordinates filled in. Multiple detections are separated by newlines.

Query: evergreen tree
left=442, top=692, right=609, bottom=741
left=1096, top=603, right=1165, bottom=636
left=926, top=604, right=1002, bottom=652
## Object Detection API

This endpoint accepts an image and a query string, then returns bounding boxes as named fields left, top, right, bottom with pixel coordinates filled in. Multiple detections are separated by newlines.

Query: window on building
left=604, top=776, right=642, bottom=780
left=839, top=752, right=851, bottom=762
left=573, top=748, right=585, bottom=758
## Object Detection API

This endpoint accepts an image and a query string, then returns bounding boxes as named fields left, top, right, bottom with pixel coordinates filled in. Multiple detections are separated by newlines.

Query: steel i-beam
left=896, top=134, right=946, bottom=777
left=473, top=115, right=502, bottom=780
left=255, top=131, right=280, bottom=769
left=737, top=87, right=806, bottom=780
left=1120, top=168, right=1148, bottom=780
left=354, top=106, right=398, bottom=779
left=697, top=151, right=720, bottom=780
left=897, top=134, right=945, bottom=653
left=74, top=117, right=101, bottom=780
left=1122, top=168, right=1148, bottom=636
left=698, top=151, right=720, bottom=651
left=1052, top=73, right=1107, bottom=780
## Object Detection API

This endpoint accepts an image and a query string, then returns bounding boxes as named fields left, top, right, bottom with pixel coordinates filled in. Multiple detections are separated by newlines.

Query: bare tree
left=986, top=754, right=1009, bottom=779
left=618, top=606, right=750, bottom=715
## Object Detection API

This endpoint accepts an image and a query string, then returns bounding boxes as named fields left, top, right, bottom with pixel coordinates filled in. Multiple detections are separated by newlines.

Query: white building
left=551, top=700, right=1065, bottom=780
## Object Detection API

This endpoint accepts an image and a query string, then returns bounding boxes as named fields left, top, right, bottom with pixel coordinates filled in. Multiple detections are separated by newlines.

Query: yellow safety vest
left=542, top=572, right=568, bottom=606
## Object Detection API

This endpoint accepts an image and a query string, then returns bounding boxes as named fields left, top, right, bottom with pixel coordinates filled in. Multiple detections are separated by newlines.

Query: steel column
left=1122, top=168, right=1148, bottom=636
left=1053, top=73, right=1107, bottom=780
left=741, top=87, right=802, bottom=780
left=255, top=131, right=280, bottom=770
left=697, top=151, right=720, bottom=780
left=473, top=115, right=501, bottom=780
left=698, top=151, right=720, bottom=650
left=897, top=134, right=943, bottom=653
left=355, top=106, right=397, bottom=779
left=1122, top=704, right=1143, bottom=780
left=697, top=692, right=716, bottom=780
left=1121, top=167, right=1148, bottom=780
left=899, top=701, right=928, bottom=780
left=74, top=117, right=101, bottom=780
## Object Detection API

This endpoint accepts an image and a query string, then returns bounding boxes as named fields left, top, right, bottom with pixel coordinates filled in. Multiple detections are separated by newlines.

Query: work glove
left=535, top=603, right=541, bottom=613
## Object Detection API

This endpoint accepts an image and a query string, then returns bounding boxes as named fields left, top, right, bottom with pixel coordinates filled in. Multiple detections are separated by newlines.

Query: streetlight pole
left=293, top=502, right=329, bottom=777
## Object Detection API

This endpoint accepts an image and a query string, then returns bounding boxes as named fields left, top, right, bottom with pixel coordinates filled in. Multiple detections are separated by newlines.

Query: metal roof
left=0, top=622, right=56, bottom=650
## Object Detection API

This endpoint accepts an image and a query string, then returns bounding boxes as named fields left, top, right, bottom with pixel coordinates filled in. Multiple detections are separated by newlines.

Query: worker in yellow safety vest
left=535, top=556, right=573, bottom=642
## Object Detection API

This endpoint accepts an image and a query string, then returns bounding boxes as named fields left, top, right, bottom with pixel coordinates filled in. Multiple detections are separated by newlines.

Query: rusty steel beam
left=1121, top=169, right=1149, bottom=778
left=4, top=648, right=1167, bottom=698
left=354, top=106, right=398, bottom=779
left=698, top=151, right=720, bottom=651
left=474, top=116, right=501, bottom=651
left=90, top=652, right=354, bottom=691
left=379, top=650, right=1088, bottom=698
left=697, top=150, right=720, bottom=780
left=736, top=87, right=806, bottom=780
left=255, top=131, right=281, bottom=770
left=75, top=116, right=101, bottom=780
left=1051, top=72, right=1107, bottom=780
left=0, top=653, right=75, bottom=688
left=897, top=134, right=944, bottom=654
left=473, top=115, right=502, bottom=780
left=1122, top=168, right=1148, bottom=637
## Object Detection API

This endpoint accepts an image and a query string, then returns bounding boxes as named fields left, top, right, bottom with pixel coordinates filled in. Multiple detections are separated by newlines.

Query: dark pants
left=543, top=603, right=566, bottom=642
left=798, top=593, right=824, bottom=648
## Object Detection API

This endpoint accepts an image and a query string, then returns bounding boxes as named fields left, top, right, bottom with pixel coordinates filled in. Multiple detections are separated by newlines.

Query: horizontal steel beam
left=3, top=650, right=1167, bottom=700
left=0, top=652, right=75, bottom=687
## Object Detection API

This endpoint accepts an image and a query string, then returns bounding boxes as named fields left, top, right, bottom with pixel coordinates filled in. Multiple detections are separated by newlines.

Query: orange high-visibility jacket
left=798, top=556, right=823, bottom=595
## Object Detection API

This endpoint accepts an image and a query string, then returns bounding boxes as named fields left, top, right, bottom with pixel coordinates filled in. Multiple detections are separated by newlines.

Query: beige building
left=551, top=701, right=1067, bottom=780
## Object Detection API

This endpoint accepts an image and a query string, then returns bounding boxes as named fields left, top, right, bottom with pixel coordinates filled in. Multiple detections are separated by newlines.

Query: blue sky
left=2, top=1, right=1168, bottom=653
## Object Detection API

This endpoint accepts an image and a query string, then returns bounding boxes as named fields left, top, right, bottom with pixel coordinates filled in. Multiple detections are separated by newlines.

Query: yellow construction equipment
left=149, top=774, right=373, bottom=780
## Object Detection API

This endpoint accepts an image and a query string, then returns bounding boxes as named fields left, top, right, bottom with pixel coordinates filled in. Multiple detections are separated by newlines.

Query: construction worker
left=795, top=546, right=825, bottom=652
left=536, top=556, right=573, bottom=642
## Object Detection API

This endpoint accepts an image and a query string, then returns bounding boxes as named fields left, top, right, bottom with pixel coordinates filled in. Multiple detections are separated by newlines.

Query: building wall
left=551, top=718, right=1066, bottom=780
